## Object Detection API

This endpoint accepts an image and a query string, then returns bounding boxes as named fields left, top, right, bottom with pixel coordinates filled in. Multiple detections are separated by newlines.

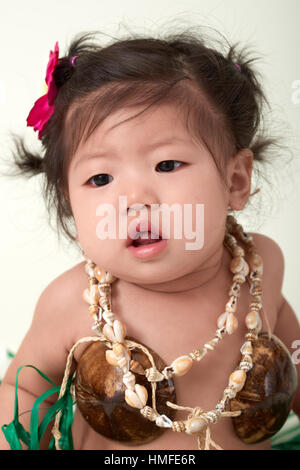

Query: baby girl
left=0, top=28, right=299, bottom=451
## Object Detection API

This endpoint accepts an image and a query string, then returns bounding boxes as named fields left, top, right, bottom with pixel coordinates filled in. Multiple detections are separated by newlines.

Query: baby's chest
left=71, top=284, right=277, bottom=450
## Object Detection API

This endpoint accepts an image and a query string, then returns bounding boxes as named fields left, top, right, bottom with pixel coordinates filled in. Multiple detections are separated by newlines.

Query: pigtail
left=1, top=133, right=44, bottom=179
left=225, top=41, right=287, bottom=165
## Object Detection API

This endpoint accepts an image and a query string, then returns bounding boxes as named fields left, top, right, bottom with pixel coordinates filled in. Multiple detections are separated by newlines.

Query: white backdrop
left=0, top=0, right=299, bottom=352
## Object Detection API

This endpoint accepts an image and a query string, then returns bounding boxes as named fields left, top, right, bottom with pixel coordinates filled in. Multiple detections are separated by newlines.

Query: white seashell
left=225, top=295, right=238, bottom=313
left=248, top=253, right=263, bottom=273
left=105, top=272, right=117, bottom=283
left=242, top=259, right=249, bottom=277
left=229, top=370, right=246, bottom=392
left=204, top=338, right=219, bottom=351
left=254, top=264, right=263, bottom=276
left=145, top=368, right=164, bottom=382
left=230, top=256, right=245, bottom=274
left=103, top=324, right=116, bottom=343
left=113, top=342, right=128, bottom=358
left=135, top=384, right=148, bottom=406
left=224, top=386, right=237, bottom=399
left=185, top=417, right=207, bottom=435
left=155, top=414, right=172, bottom=428
left=99, top=297, right=110, bottom=309
left=125, top=389, right=144, bottom=408
left=89, top=284, right=100, bottom=304
left=233, top=272, right=246, bottom=284
left=170, top=355, right=193, bottom=376
left=225, top=313, right=238, bottom=335
left=233, top=245, right=245, bottom=257
left=103, top=311, right=115, bottom=326
left=105, top=349, right=118, bottom=366
left=98, top=285, right=110, bottom=297
left=245, top=310, right=261, bottom=330
left=123, top=371, right=136, bottom=390
left=204, top=410, right=221, bottom=424
left=240, top=341, right=253, bottom=356
left=85, top=263, right=96, bottom=277
left=82, top=288, right=91, bottom=304
left=113, top=320, right=126, bottom=343
left=125, top=384, right=148, bottom=409
left=217, top=312, right=228, bottom=329
left=94, top=265, right=104, bottom=282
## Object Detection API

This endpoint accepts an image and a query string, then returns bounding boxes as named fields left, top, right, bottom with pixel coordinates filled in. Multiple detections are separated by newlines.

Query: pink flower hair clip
left=26, top=42, right=59, bottom=140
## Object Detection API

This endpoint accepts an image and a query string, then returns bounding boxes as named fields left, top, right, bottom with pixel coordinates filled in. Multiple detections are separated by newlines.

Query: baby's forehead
left=66, top=98, right=201, bottom=162
left=63, top=79, right=234, bottom=178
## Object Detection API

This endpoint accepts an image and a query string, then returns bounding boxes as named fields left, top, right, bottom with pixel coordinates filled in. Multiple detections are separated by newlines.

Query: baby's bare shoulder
left=31, top=261, right=87, bottom=340
left=248, top=232, right=284, bottom=275
left=35, top=261, right=86, bottom=312
left=248, top=232, right=284, bottom=310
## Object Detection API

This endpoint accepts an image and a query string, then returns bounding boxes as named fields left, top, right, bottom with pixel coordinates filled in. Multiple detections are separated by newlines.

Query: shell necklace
left=51, top=214, right=297, bottom=450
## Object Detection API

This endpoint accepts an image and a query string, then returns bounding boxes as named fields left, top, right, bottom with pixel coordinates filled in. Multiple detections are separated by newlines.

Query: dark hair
left=2, top=25, right=291, bottom=244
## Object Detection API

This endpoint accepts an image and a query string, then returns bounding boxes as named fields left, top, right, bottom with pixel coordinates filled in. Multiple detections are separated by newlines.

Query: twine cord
left=52, top=336, right=105, bottom=450
left=166, top=401, right=241, bottom=450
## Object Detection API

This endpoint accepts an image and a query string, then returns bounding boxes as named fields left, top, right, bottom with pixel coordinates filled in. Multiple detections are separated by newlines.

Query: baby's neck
left=116, top=244, right=232, bottom=298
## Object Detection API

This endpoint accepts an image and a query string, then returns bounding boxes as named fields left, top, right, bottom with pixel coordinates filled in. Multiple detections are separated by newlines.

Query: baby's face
left=67, top=103, right=234, bottom=286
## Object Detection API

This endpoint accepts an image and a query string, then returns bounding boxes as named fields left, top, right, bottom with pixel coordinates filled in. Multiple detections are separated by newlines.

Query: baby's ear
left=227, top=148, right=253, bottom=211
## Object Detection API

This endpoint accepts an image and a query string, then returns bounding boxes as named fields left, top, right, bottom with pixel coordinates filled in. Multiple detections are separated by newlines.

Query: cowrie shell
left=245, top=310, right=261, bottom=330
left=240, top=341, right=253, bottom=356
left=125, top=384, right=148, bottom=409
left=85, top=263, right=96, bottom=277
left=248, top=253, right=263, bottom=272
left=105, top=350, right=118, bottom=366
left=94, top=265, right=103, bottom=282
left=113, top=320, right=126, bottom=343
left=103, top=311, right=115, bottom=326
left=82, top=288, right=91, bottom=304
left=103, top=324, right=116, bottom=343
left=123, top=371, right=136, bottom=390
left=155, top=414, right=172, bottom=428
left=229, top=369, right=246, bottom=392
left=89, top=284, right=100, bottom=304
left=242, top=259, right=249, bottom=277
left=225, top=313, right=238, bottom=335
left=170, top=355, right=193, bottom=376
left=217, top=312, right=228, bottom=329
left=185, top=417, right=207, bottom=435
left=112, top=342, right=129, bottom=358
left=104, top=272, right=117, bottom=283
left=230, top=256, right=245, bottom=274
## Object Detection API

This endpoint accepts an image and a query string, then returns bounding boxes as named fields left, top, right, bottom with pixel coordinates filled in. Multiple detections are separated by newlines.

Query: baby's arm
left=0, top=275, right=74, bottom=449
left=274, top=296, right=300, bottom=420
left=266, top=239, right=300, bottom=420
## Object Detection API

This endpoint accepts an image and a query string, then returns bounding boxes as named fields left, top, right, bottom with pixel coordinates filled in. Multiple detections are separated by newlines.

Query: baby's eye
left=86, top=174, right=113, bottom=187
left=156, top=160, right=184, bottom=172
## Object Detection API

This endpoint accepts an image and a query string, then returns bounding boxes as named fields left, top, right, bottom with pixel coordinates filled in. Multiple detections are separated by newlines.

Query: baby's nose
left=128, top=203, right=147, bottom=216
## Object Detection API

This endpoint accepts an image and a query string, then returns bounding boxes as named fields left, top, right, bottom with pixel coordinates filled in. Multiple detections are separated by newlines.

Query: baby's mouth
left=132, top=231, right=162, bottom=247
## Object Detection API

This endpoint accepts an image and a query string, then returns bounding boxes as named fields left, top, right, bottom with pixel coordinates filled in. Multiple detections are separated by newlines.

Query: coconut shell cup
left=74, top=336, right=176, bottom=445
left=228, top=332, right=298, bottom=444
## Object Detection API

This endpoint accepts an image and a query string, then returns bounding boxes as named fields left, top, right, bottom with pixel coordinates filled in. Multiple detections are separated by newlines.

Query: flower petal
left=45, top=42, right=59, bottom=86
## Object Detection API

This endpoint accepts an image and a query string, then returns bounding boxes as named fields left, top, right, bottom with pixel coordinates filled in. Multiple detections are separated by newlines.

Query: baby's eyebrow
left=73, top=136, right=189, bottom=170
left=73, top=150, right=113, bottom=170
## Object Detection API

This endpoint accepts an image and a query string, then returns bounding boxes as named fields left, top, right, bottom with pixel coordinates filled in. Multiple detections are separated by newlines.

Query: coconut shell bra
left=52, top=215, right=298, bottom=450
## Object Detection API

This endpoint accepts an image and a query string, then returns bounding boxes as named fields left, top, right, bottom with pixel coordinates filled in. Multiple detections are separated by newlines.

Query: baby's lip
left=126, top=221, right=162, bottom=247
